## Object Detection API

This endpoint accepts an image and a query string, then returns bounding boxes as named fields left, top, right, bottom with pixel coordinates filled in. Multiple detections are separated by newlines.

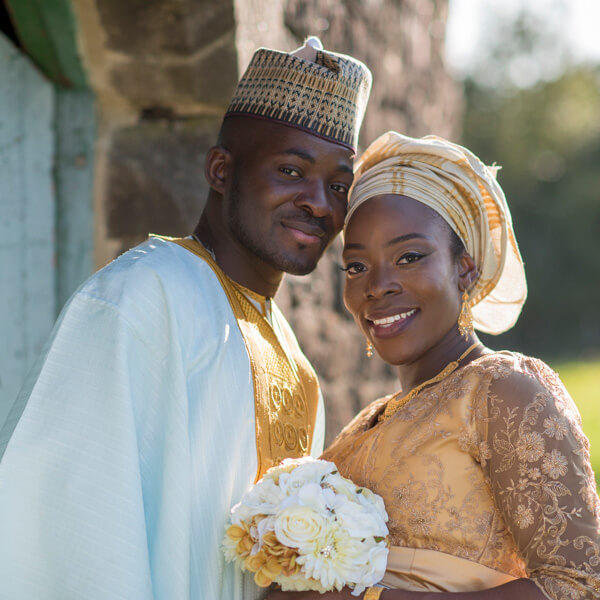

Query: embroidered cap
left=225, top=37, right=372, bottom=151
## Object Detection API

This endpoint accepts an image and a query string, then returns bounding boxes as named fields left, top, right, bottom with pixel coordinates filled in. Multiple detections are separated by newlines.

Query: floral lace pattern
left=322, top=352, right=600, bottom=599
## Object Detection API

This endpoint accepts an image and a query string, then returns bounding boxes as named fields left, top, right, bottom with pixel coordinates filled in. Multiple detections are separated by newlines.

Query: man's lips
left=366, top=308, right=419, bottom=339
left=280, top=219, right=326, bottom=245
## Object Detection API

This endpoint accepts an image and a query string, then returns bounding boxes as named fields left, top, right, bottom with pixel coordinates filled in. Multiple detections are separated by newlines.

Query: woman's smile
left=366, top=308, right=419, bottom=338
left=343, top=193, right=466, bottom=366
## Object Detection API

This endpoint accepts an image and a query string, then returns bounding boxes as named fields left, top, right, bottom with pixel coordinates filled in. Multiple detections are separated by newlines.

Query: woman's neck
left=395, top=331, right=488, bottom=394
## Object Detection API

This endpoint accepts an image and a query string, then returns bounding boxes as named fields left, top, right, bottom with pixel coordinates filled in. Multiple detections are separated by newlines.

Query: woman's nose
left=365, top=263, right=402, bottom=299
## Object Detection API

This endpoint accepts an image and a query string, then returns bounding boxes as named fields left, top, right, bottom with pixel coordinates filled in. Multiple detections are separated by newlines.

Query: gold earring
left=458, top=289, right=474, bottom=340
left=366, top=340, right=373, bottom=358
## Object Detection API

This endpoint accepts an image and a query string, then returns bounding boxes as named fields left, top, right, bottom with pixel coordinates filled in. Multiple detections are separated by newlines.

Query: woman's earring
left=458, top=289, right=474, bottom=340
left=365, top=340, right=373, bottom=358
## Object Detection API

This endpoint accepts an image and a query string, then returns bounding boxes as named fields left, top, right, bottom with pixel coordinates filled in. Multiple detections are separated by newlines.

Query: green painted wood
left=0, top=33, right=56, bottom=426
left=5, top=0, right=87, bottom=88
left=55, top=88, right=95, bottom=310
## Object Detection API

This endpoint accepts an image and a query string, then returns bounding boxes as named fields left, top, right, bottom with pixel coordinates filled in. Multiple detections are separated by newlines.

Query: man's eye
left=398, top=252, right=424, bottom=265
left=340, top=262, right=366, bottom=275
left=330, top=183, right=349, bottom=194
left=280, top=167, right=301, bottom=177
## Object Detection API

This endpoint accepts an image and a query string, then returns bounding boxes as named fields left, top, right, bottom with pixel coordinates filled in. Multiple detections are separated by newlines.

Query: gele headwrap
left=346, top=131, right=527, bottom=334
left=225, top=37, right=372, bottom=151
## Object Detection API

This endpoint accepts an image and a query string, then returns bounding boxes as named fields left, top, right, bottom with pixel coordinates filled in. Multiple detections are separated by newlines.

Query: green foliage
left=552, top=358, right=600, bottom=487
left=462, top=67, right=600, bottom=359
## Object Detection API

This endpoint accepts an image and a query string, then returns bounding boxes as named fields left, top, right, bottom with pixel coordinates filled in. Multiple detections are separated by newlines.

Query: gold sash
left=382, top=546, right=517, bottom=592
left=165, top=237, right=320, bottom=482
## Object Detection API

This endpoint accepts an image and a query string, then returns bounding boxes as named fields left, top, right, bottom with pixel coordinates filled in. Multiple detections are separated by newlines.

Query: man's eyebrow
left=337, top=163, right=354, bottom=176
left=344, top=233, right=429, bottom=251
left=278, top=148, right=353, bottom=175
left=279, top=148, right=316, bottom=163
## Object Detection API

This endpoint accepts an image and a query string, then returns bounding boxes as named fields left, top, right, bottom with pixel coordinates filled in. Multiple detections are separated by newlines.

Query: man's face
left=222, top=120, right=355, bottom=276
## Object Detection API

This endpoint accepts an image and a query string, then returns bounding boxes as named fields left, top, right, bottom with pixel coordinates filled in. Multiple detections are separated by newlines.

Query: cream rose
left=274, top=505, right=330, bottom=550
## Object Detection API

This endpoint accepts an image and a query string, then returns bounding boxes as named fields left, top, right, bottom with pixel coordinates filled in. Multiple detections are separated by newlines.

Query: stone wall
left=278, top=0, right=462, bottom=441
left=71, top=0, right=462, bottom=442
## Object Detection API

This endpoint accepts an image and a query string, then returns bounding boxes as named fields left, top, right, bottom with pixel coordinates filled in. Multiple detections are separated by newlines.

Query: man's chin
left=272, top=252, right=321, bottom=276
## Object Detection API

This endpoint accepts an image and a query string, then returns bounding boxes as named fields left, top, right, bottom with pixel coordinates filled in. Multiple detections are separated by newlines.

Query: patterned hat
left=225, top=37, right=372, bottom=151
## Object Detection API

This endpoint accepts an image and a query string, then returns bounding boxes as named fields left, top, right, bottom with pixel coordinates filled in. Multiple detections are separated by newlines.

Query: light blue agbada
left=0, top=237, right=325, bottom=600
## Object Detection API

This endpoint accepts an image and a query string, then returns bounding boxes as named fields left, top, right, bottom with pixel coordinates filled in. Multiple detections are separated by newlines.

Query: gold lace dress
left=321, top=352, right=600, bottom=600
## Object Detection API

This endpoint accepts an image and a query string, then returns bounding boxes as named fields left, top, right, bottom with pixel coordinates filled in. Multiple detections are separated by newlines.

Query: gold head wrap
left=346, top=131, right=527, bottom=335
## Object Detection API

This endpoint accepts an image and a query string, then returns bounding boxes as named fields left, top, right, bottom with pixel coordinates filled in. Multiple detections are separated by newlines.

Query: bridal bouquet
left=222, top=457, right=389, bottom=595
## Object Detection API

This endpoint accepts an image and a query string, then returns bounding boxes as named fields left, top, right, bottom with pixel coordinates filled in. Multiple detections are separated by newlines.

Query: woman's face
left=342, top=194, right=468, bottom=366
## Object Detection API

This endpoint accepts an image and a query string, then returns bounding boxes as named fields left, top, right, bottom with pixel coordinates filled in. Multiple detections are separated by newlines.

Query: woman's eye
left=280, top=167, right=301, bottom=177
left=340, top=262, right=366, bottom=275
left=398, top=252, right=424, bottom=265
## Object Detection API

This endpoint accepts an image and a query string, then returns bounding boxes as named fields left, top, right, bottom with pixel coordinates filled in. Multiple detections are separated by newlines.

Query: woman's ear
left=457, top=252, right=479, bottom=292
left=204, top=146, right=232, bottom=194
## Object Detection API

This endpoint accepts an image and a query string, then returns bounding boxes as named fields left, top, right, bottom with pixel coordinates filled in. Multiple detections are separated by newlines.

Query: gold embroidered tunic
left=169, top=238, right=321, bottom=481
left=322, top=352, right=600, bottom=600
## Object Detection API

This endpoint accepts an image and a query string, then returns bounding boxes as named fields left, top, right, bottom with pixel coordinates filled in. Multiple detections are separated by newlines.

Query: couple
left=0, top=39, right=598, bottom=600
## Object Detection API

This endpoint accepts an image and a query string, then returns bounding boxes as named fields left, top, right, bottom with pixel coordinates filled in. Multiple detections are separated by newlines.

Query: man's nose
left=293, top=181, right=332, bottom=218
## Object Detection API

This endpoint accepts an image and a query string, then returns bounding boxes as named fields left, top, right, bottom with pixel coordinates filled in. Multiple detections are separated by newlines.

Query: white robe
left=0, top=237, right=325, bottom=600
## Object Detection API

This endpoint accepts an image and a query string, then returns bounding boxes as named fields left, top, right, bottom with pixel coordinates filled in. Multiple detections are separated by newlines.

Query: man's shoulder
left=82, top=237, right=217, bottom=297
left=70, top=237, right=229, bottom=325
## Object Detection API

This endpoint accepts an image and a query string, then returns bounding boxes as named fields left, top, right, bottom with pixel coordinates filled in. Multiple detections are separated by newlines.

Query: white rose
left=263, top=459, right=302, bottom=483
left=334, top=500, right=387, bottom=539
left=274, top=505, right=330, bottom=550
left=235, top=477, right=286, bottom=519
left=279, top=458, right=336, bottom=496
left=365, top=543, right=389, bottom=583
left=356, top=487, right=388, bottom=522
left=324, top=472, right=359, bottom=501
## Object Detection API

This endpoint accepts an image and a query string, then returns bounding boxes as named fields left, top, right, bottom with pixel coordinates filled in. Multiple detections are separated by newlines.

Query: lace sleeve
left=474, top=356, right=600, bottom=600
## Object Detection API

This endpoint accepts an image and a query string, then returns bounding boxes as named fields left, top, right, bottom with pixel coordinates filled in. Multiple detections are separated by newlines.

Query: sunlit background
left=1, top=0, right=598, bottom=477
left=447, top=0, right=600, bottom=481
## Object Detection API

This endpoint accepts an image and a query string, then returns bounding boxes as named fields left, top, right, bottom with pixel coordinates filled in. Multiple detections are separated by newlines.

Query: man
left=0, top=37, right=371, bottom=599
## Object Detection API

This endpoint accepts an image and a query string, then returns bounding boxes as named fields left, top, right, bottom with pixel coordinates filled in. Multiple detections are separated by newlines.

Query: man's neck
left=193, top=212, right=283, bottom=298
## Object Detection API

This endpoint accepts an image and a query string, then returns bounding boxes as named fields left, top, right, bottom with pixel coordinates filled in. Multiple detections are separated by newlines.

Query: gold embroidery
left=165, top=237, right=320, bottom=481
left=322, top=352, right=600, bottom=599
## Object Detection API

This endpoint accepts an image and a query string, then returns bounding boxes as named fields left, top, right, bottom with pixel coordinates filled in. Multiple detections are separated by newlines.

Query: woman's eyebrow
left=344, top=233, right=428, bottom=251
left=384, top=233, right=428, bottom=248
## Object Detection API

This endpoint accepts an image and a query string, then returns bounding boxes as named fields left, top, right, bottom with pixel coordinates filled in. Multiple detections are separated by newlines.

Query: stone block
left=109, top=32, right=239, bottom=108
left=95, top=0, right=235, bottom=56
left=105, top=116, right=221, bottom=239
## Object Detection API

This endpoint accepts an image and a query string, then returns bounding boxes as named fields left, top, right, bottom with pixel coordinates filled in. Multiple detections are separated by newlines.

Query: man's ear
left=204, top=146, right=232, bottom=194
left=458, top=252, right=479, bottom=292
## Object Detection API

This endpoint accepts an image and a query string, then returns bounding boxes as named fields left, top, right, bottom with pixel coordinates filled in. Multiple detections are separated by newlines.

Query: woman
left=268, top=132, right=600, bottom=599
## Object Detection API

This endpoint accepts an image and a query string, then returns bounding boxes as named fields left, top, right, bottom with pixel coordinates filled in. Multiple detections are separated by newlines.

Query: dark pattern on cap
left=225, top=48, right=372, bottom=151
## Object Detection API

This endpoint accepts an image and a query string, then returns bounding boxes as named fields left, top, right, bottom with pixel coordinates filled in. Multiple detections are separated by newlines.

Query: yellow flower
left=244, top=551, right=266, bottom=573
left=254, top=570, right=273, bottom=587
left=226, top=524, right=247, bottom=540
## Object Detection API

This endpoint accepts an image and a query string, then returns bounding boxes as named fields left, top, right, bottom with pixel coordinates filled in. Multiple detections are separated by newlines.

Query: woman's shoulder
left=467, top=350, right=584, bottom=440
left=468, top=350, right=565, bottom=394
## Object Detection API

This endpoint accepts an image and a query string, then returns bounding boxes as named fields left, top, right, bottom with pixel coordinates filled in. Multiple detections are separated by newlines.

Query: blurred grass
left=552, top=358, right=600, bottom=487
